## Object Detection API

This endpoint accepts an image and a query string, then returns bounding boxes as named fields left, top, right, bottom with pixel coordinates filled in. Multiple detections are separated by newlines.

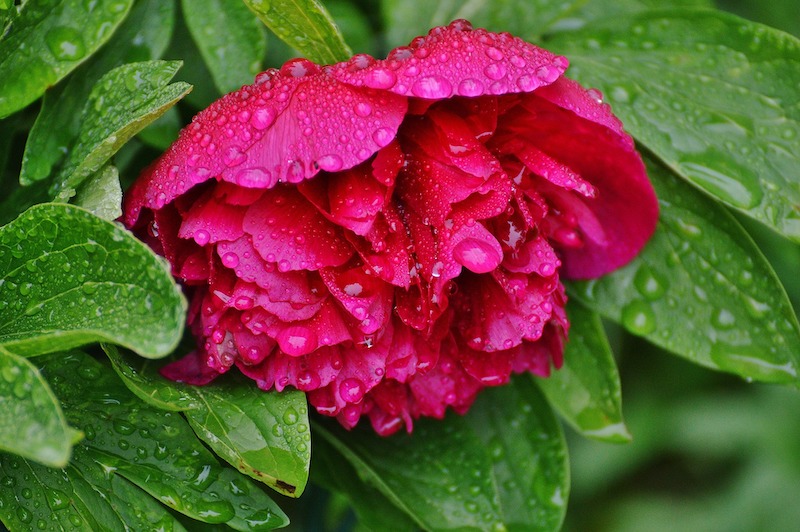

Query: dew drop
left=621, top=300, right=656, bottom=335
left=363, top=67, right=397, bottom=89
left=458, top=78, right=485, bottom=97
left=411, top=75, right=453, bottom=98
left=317, top=154, right=344, bottom=172
left=453, top=238, right=502, bottom=274
left=45, top=26, right=86, bottom=61
left=249, top=108, right=275, bottom=130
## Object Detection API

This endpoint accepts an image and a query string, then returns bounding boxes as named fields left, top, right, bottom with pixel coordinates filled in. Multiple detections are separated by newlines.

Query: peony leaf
left=19, top=0, right=176, bottom=186
left=40, top=350, right=289, bottom=530
left=181, top=0, right=267, bottom=94
left=571, top=160, right=800, bottom=384
left=0, top=0, right=134, bottom=119
left=0, top=450, right=186, bottom=532
left=465, top=377, right=569, bottom=531
left=549, top=10, right=800, bottom=242
left=315, top=376, right=568, bottom=531
left=104, top=345, right=310, bottom=497
left=537, top=302, right=631, bottom=443
left=0, top=203, right=186, bottom=358
left=72, top=164, right=123, bottom=221
left=0, top=346, right=74, bottom=467
left=242, top=0, right=351, bottom=64
left=382, top=0, right=585, bottom=48
left=312, top=435, right=419, bottom=530
left=52, top=60, right=192, bottom=201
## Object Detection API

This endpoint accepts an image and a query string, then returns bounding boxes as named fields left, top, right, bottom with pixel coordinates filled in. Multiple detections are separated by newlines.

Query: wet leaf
left=572, top=160, right=800, bottom=384
left=20, top=0, right=176, bottom=186
left=52, top=60, right=191, bottom=201
left=315, top=376, right=568, bottom=531
left=105, top=345, right=311, bottom=497
left=242, top=0, right=351, bottom=63
left=72, top=164, right=123, bottom=221
left=538, top=302, right=631, bottom=443
left=0, top=203, right=186, bottom=358
left=0, top=0, right=134, bottom=118
left=382, top=0, right=585, bottom=48
left=549, top=10, right=800, bottom=242
left=0, top=346, right=74, bottom=467
left=41, top=350, right=289, bottom=530
left=182, top=0, right=267, bottom=94
left=0, top=450, right=186, bottom=531
left=312, top=435, right=418, bottom=531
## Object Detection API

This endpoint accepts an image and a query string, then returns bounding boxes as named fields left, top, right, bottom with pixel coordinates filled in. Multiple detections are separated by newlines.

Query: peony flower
left=124, top=20, right=658, bottom=435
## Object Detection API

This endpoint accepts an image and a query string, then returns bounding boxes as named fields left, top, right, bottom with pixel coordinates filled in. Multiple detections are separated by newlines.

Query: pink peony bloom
left=124, top=20, right=658, bottom=435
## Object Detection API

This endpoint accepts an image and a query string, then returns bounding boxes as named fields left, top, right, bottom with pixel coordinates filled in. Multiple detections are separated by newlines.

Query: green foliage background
left=0, top=0, right=798, bottom=530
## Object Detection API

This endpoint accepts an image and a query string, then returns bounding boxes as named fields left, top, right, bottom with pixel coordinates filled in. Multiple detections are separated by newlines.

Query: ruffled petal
left=331, top=20, right=567, bottom=99
left=123, top=63, right=407, bottom=227
left=242, top=186, right=353, bottom=271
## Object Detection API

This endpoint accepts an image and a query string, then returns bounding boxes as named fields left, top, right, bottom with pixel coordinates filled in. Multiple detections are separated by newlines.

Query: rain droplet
left=317, top=154, right=343, bottom=172
left=363, top=67, right=397, bottom=89
left=45, top=26, right=86, bottom=61
left=411, top=75, right=453, bottom=98
left=457, top=78, right=484, bottom=97
left=621, top=299, right=656, bottom=335
left=453, top=238, right=502, bottom=274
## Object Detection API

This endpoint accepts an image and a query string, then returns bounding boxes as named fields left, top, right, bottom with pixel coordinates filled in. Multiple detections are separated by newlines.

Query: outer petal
left=123, top=62, right=407, bottom=226
left=331, top=20, right=568, bottom=99
left=499, top=82, right=658, bottom=278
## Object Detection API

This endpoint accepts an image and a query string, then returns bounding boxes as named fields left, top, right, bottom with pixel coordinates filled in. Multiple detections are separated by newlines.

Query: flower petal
left=331, top=20, right=567, bottom=99
left=242, top=186, right=353, bottom=271
left=499, top=88, right=658, bottom=278
left=123, top=64, right=408, bottom=227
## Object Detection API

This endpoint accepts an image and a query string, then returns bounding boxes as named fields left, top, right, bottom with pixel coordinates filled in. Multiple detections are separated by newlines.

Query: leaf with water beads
left=0, top=346, right=75, bottom=468
left=0, top=203, right=186, bottom=358
left=182, top=0, right=267, bottom=95
left=104, top=345, right=311, bottom=498
left=20, top=0, right=177, bottom=186
left=242, top=0, right=351, bottom=64
left=549, top=10, right=800, bottom=242
left=0, top=449, right=186, bottom=531
left=52, top=60, right=192, bottom=201
left=314, top=376, right=568, bottom=531
left=571, top=160, right=800, bottom=384
left=40, top=350, right=289, bottom=530
left=537, top=302, right=631, bottom=443
left=0, top=0, right=134, bottom=118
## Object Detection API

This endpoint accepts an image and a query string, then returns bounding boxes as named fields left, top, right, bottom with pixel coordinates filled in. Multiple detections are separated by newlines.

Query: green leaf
left=312, top=435, right=418, bottom=531
left=182, top=0, right=267, bottom=94
left=0, top=346, right=74, bottom=467
left=464, top=377, right=569, bottom=531
left=325, top=0, right=374, bottom=55
left=381, top=0, right=586, bottom=48
left=0, top=203, right=186, bottom=358
left=0, top=450, right=187, bottom=531
left=571, top=160, right=800, bottom=384
left=538, top=302, right=631, bottom=443
left=548, top=10, right=800, bottom=241
left=0, top=0, right=134, bottom=118
left=42, top=350, right=289, bottom=530
left=138, top=105, right=182, bottom=150
left=104, top=345, right=311, bottom=497
left=20, top=0, right=176, bottom=185
left=242, top=0, right=351, bottom=64
left=53, top=60, right=192, bottom=201
left=315, top=376, right=568, bottom=531
left=72, top=164, right=123, bottom=221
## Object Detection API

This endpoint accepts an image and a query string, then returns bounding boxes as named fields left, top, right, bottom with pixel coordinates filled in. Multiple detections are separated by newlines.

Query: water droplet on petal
left=250, top=108, right=275, bottom=130
left=411, top=75, right=453, bottom=98
left=372, top=128, right=394, bottom=147
left=339, top=378, right=365, bottom=403
left=317, top=154, right=344, bottom=172
left=535, top=64, right=561, bottom=83
left=458, top=78, right=484, bottom=97
left=363, top=67, right=397, bottom=89
left=354, top=102, right=372, bottom=117
left=453, top=238, right=502, bottom=274
left=194, top=230, right=210, bottom=246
